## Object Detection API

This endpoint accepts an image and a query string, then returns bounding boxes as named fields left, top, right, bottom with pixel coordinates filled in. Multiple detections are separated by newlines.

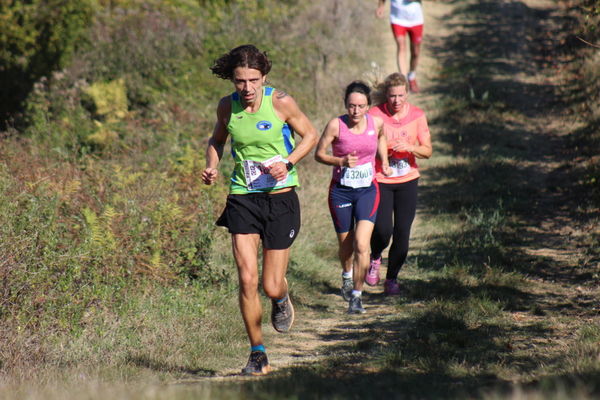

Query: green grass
left=0, top=0, right=599, bottom=398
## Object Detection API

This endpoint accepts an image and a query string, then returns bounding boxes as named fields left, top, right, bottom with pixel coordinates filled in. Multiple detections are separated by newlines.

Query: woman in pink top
left=366, top=72, right=432, bottom=295
left=315, top=81, right=391, bottom=314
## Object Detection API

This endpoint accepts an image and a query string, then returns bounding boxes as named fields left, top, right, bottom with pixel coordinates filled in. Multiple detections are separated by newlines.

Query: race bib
left=243, top=155, right=287, bottom=190
left=340, top=162, right=373, bottom=188
left=389, top=157, right=411, bottom=177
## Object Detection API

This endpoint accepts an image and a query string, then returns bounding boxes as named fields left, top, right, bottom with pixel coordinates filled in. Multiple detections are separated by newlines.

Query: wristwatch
left=284, top=159, right=294, bottom=171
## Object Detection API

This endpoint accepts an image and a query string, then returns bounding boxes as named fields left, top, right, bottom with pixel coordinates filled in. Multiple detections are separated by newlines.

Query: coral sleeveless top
left=368, top=102, right=430, bottom=184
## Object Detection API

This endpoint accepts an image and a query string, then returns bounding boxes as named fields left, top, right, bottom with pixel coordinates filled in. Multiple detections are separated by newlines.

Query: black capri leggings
left=370, top=179, right=418, bottom=280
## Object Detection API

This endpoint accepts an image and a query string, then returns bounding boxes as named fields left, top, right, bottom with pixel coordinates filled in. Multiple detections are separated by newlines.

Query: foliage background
left=0, top=0, right=598, bottom=398
left=0, top=0, right=382, bottom=377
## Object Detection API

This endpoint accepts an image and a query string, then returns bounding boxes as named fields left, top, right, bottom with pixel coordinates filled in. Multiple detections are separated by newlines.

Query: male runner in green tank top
left=201, top=45, right=318, bottom=375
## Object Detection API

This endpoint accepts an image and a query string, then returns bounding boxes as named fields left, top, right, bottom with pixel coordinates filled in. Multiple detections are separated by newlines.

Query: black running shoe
left=271, top=295, right=294, bottom=333
left=241, top=351, right=272, bottom=375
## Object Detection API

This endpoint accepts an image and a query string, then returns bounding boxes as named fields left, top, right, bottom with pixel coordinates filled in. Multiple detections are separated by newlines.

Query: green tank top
left=227, top=86, right=299, bottom=194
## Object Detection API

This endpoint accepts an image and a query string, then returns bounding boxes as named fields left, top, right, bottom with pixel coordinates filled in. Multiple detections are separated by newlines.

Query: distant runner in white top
left=376, top=0, right=424, bottom=93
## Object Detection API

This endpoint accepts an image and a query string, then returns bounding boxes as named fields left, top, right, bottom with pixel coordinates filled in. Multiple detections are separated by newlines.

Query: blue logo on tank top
left=256, top=121, right=272, bottom=131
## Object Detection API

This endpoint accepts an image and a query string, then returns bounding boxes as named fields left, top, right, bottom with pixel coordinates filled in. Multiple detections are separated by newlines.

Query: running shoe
left=341, top=276, right=353, bottom=301
left=347, top=294, right=366, bottom=314
left=241, top=351, right=272, bottom=375
left=271, top=295, right=294, bottom=333
left=409, top=78, right=420, bottom=93
left=365, top=256, right=381, bottom=286
left=384, top=279, right=401, bottom=295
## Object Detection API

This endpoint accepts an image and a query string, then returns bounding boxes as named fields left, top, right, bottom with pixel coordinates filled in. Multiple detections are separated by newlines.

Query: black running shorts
left=216, top=189, right=301, bottom=250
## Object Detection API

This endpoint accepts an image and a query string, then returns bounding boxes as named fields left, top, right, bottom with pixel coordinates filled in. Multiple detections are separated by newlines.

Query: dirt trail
left=206, top=0, right=456, bottom=378
left=204, top=0, right=599, bottom=379
left=264, top=0, right=458, bottom=373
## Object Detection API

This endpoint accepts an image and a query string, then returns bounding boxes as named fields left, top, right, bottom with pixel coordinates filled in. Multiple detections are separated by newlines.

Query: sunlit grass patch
left=554, top=323, right=600, bottom=375
left=54, top=282, right=244, bottom=375
left=482, top=385, right=595, bottom=400
left=578, top=324, right=600, bottom=344
left=375, top=296, right=509, bottom=378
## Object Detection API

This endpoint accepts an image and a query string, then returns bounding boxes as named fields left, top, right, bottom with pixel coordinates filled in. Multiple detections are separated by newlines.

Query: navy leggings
left=370, top=179, right=418, bottom=280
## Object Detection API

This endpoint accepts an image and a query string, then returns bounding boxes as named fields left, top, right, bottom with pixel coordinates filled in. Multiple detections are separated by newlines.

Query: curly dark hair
left=210, top=44, right=272, bottom=80
left=344, top=80, right=372, bottom=106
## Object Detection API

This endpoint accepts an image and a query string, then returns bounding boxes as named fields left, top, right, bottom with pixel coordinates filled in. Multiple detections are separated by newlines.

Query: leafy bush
left=0, top=0, right=94, bottom=128
left=0, top=141, right=226, bottom=331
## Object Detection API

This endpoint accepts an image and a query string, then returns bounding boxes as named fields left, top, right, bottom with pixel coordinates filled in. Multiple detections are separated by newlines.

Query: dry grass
left=0, top=0, right=599, bottom=399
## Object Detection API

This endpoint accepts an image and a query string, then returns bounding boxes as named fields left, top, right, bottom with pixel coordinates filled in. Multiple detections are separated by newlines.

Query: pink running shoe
left=384, top=279, right=401, bottom=295
left=365, top=257, right=381, bottom=286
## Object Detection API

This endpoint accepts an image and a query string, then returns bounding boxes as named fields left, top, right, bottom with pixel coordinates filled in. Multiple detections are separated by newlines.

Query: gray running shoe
left=241, top=351, right=272, bottom=375
left=348, top=295, right=366, bottom=314
left=341, top=276, right=353, bottom=301
left=271, top=295, right=294, bottom=333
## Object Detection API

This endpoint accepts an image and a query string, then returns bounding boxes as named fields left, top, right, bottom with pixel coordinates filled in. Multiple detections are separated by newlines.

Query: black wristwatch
left=284, top=159, right=294, bottom=171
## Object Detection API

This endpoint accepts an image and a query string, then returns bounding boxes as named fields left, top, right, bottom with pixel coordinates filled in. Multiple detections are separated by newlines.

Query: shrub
left=0, top=0, right=94, bottom=128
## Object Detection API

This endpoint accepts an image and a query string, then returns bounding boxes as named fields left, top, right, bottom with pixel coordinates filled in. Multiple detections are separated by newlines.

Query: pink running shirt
left=331, top=114, right=378, bottom=184
left=368, top=102, right=430, bottom=184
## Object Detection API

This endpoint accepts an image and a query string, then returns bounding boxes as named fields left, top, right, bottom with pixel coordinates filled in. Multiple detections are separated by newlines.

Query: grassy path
left=214, top=0, right=600, bottom=398
left=186, top=0, right=599, bottom=397
left=1, top=1, right=597, bottom=399
left=20, top=0, right=593, bottom=398
left=260, top=0, right=455, bottom=373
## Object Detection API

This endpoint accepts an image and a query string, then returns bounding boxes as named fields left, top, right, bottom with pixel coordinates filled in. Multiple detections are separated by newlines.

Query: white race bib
left=340, top=162, right=374, bottom=188
left=389, top=157, right=411, bottom=177
left=243, top=155, right=287, bottom=190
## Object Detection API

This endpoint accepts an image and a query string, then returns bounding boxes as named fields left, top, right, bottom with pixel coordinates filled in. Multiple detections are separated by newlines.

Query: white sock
left=342, top=271, right=352, bottom=279
left=351, top=290, right=362, bottom=298
left=407, top=71, right=417, bottom=81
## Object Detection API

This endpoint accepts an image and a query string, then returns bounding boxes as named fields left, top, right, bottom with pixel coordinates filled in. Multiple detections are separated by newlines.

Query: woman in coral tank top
left=315, top=81, right=391, bottom=314
left=366, top=72, right=432, bottom=295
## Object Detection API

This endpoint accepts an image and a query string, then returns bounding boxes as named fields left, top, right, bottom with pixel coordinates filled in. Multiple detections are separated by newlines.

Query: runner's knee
left=354, top=236, right=371, bottom=256
left=238, top=268, right=259, bottom=293
left=263, top=277, right=286, bottom=298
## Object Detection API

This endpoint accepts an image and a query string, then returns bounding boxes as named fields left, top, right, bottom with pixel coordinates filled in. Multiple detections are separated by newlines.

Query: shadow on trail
left=127, top=355, right=217, bottom=377
left=229, top=369, right=513, bottom=400
left=193, top=1, right=600, bottom=398
left=221, top=307, right=554, bottom=399
left=420, top=0, right=594, bottom=284
left=428, top=0, right=573, bottom=116
left=210, top=1, right=600, bottom=398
